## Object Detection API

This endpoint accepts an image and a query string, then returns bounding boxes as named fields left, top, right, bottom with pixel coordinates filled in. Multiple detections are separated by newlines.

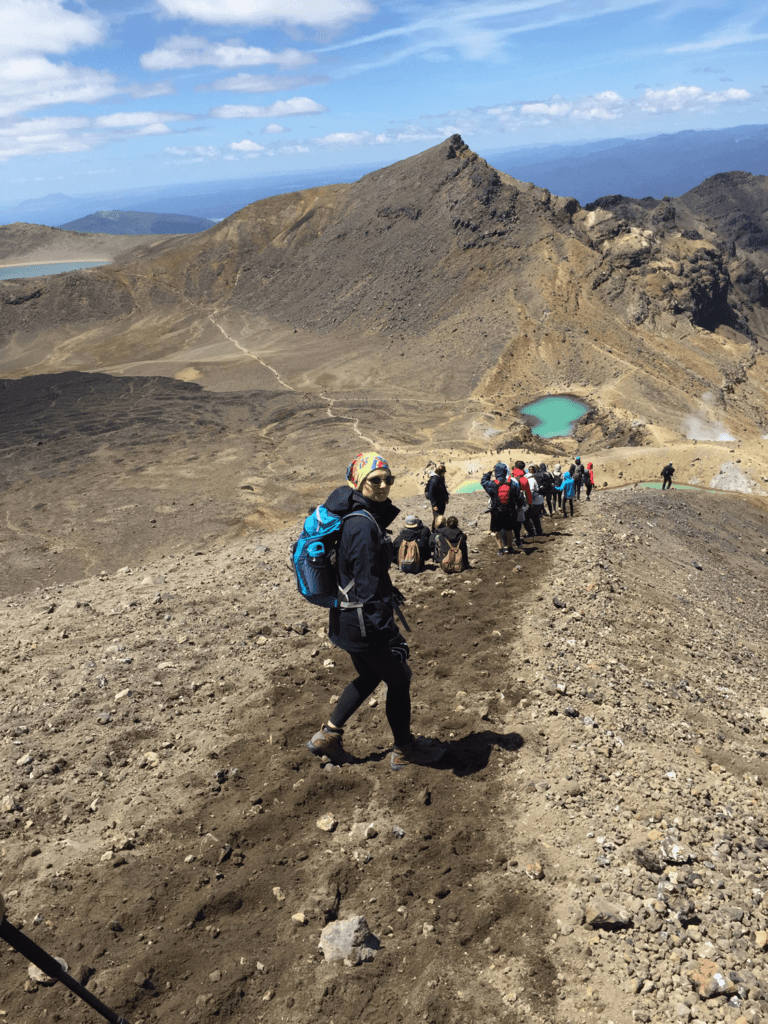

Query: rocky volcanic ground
left=2, top=484, right=768, bottom=1024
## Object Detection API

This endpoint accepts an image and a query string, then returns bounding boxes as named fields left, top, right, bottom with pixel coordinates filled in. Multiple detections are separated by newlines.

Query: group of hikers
left=481, top=456, right=593, bottom=555
left=299, top=450, right=593, bottom=772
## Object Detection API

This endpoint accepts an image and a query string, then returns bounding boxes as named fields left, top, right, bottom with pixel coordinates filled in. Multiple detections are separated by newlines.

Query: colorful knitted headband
left=346, top=452, right=390, bottom=490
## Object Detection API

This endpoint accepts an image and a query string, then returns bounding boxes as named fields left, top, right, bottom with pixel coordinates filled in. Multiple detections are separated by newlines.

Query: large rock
left=585, top=899, right=632, bottom=929
left=685, top=959, right=739, bottom=999
left=319, top=916, right=379, bottom=965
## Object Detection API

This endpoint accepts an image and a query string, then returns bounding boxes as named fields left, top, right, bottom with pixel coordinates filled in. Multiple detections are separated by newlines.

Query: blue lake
left=519, top=395, right=591, bottom=438
left=0, top=261, right=109, bottom=280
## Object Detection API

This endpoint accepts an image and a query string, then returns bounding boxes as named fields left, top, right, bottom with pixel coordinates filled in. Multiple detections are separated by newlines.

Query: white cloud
left=435, top=83, right=753, bottom=136
left=136, top=123, right=173, bottom=135
left=0, top=109, right=191, bottom=162
left=0, top=56, right=117, bottom=118
left=230, top=139, right=265, bottom=151
left=0, top=0, right=105, bottom=57
left=128, top=81, right=176, bottom=98
left=320, top=0, right=664, bottom=72
left=638, top=85, right=751, bottom=113
left=275, top=143, right=310, bottom=153
left=141, top=34, right=315, bottom=71
left=207, top=72, right=324, bottom=92
left=519, top=101, right=571, bottom=118
left=262, top=123, right=289, bottom=133
left=94, top=111, right=189, bottom=128
left=164, top=144, right=220, bottom=162
left=667, top=17, right=768, bottom=55
left=0, top=115, right=91, bottom=160
left=155, top=0, right=374, bottom=28
left=211, top=97, right=325, bottom=117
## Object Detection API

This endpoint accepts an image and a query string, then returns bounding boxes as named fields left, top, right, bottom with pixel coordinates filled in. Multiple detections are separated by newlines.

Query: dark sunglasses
left=367, top=475, right=395, bottom=487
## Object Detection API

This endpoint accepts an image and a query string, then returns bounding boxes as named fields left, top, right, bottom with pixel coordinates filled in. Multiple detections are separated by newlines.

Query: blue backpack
left=290, top=506, right=378, bottom=611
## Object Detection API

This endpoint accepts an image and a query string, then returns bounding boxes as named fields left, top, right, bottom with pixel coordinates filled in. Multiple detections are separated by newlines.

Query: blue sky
left=3, top=0, right=768, bottom=203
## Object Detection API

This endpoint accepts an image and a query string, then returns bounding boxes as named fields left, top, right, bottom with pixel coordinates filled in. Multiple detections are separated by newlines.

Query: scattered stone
left=316, top=813, right=337, bottom=833
left=272, top=887, right=286, bottom=902
left=686, top=958, right=738, bottom=999
left=28, top=958, right=68, bottom=985
left=291, top=912, right=308, bottom=926
left=660, top=837, right=693, bottom=863
left=318, top=916, right=379, bottom=965
left=525, top=861, right=544, bottom=880
left=585, top=899, right=632, bottom=929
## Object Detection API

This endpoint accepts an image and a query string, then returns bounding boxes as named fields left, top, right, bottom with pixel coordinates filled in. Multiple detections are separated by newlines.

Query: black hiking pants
left=662, top=478, right=672, bottom=490
left=562, top=498, right=574, bottom=517
left=329, top=647, right=412, bottom=747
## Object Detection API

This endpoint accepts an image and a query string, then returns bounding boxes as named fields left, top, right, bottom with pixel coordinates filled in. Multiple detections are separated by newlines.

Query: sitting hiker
left=429, top=514, right=446, bottom=560
left=393, top=514, right=431, bottom=573
left=434, top=515, right=470, bottom=572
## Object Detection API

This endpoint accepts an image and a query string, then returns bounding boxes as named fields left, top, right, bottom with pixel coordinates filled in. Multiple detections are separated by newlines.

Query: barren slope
left=0, top=222, right=171, bottom=265
left=1, top=487, right=767, bottom=1024
left=1, top=137, right=766, bottom=450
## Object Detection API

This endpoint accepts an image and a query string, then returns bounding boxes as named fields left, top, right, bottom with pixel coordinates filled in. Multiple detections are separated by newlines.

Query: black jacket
left=481, top=471, right=522, bottom=509
left=323, top=486, right=401, bottom=653
left=426, top=473, right=449, bottom=509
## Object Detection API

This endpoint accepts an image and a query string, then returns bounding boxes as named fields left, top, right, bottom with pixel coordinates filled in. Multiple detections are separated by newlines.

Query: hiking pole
left=0, top=893, right=131, bottom=1024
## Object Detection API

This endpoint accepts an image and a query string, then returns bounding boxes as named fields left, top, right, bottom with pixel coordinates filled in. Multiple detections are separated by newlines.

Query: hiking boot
left=307, top=725, right=349, bottom=764
left=496, top=549, right=506, bottom=556
left=391, top=735, right=445, bottom=771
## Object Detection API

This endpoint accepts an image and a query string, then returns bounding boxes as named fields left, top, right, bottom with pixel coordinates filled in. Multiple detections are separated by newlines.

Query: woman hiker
left=307, top=452, right=445, bottom=770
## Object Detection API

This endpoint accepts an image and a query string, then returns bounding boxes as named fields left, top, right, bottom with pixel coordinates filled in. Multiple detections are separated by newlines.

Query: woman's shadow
left=434, top=729, right=524, bottom=777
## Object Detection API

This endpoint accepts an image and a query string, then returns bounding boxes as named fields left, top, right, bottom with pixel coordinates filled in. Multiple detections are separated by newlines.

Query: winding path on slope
left=208, top=312, right=295, bottom=392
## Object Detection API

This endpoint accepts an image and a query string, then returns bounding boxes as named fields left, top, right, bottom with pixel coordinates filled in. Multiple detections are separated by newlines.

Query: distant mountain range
left=1, top=123, right=766, bottom=230
left=59, top=210, right=215, bottom=235
left=0, top=165, right=380, bottom=231
left=488, top=122, right=768, bottom=203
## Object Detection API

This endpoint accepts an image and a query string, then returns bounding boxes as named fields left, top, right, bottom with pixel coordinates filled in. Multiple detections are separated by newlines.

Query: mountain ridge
left=1, top=137, right=767, bottom=448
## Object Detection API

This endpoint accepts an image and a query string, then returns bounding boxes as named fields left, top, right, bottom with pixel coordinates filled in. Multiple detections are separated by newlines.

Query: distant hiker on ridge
left=661, top=463, right=675, bottom=490
left=306, top=452, right=445, bottom=770
left=426, top=463, right=449, bottom=530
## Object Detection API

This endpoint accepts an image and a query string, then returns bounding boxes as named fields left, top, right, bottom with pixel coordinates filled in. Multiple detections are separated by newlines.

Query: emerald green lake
left=519, top=395, right=590, bottom=438
left=0, top=261, right=109, bottom=280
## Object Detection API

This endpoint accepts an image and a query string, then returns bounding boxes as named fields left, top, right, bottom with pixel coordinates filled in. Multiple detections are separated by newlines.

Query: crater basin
left=519, top=395, right=590, bottom=438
